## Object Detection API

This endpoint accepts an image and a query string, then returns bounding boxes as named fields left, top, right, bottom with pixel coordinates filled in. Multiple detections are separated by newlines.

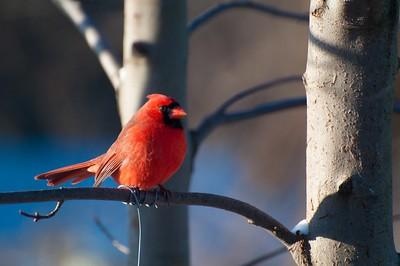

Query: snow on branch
left=242, top=213, right=400, bottom=266
left=0, top=187, right=300, bottom=247
left=52, top=0, right=121, bottom=90
left=188, top=0, right=308, bottom=33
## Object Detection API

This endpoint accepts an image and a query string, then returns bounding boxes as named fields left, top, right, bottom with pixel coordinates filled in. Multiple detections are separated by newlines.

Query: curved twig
left=0, top=188, right=299, bottom=247
left=52, top=0, right=121, bottom=90
left=218, top=75, right=303, bottom=113
left=188, top=0, right=308, bottom=33
left=191, top=96, right=306, bottom=157
left=190, top=68, right=400, bottom=157
left=19, top=200, right=64, bottom=222
left=190, top=76, right=304, bottom=157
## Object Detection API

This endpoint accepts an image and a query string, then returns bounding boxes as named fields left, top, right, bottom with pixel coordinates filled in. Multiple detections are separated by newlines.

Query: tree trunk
left=303, top=0, right=399, bottom=264
left=121, top=1, right=189, bottom=265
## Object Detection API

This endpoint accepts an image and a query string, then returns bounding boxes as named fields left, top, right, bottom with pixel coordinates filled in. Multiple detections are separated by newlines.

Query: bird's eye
left=159, top=106, right=168, bottom=113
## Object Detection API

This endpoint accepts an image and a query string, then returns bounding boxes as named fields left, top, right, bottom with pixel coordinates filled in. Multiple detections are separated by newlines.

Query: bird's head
left=142, top=94, right=187, bottom=128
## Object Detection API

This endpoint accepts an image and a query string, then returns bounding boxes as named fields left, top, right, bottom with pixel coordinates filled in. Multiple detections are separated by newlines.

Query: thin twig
left=19, top=200, right=64, bottom=222
left=94, top=216, right=130, bottom=255
left=190, top=70, right=400, bottom=157
left=52, top=0, right=121, bottom=90
left=241, top=247, right=287, bottom=266
left=188, top=0, right=308, bottom=33
left=190, top=76, right=304, bottom=156
left=0, top=188, right=299, bottom=247
left=191, top=96, right=306, bottom=156
left=217, top=76, right=303, bottom=113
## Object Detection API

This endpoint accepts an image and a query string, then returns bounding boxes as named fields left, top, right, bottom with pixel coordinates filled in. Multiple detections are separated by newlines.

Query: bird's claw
left=117, top=185, right=171, bottom=208
left=157, top=185, right=172, bottom=206
left=141, top=189, right=158, bottom=208
left=118, top=185, right=141, bottom=206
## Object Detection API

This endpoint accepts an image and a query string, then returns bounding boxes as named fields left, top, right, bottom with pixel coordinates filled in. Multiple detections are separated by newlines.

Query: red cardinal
left=35, top=94, right=187, bottom=190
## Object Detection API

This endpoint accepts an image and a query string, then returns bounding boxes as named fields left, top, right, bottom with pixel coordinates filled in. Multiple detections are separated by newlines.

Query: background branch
left=94, top=216, right=130, bottom=255
left=217, top=75, right=303, bottom=113
left=191, top=75, right=305, bottom=157
left=0, top=188, right=299, bottom=247
left=52, top=0, right=121, bottom=90
left=188, top=0, right=308, bottom=33
left=191, top=70, right=400, bottom=157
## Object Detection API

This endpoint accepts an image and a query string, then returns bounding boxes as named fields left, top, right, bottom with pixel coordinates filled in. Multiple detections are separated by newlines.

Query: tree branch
left=52, top=0, right=121, bottom=90
left=190, top=75, right=304, bottom=156
left=0, top=187, right=299, bottom=247
left=192, top=96, right=400, bottom=151
left=188, top=0, right=308, bottom=33
left=190, top=70, right=400, bottom=157
left=218, top=75, right=303, bottom=113
left=94, top=216, right=130, bottom=255
left=19, top=200, right=64, bottom=222
left=190, top=97, right=305, bottom=157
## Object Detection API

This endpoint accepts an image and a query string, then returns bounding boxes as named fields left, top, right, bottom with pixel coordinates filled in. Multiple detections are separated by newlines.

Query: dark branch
left=0, top=188, right=299, bottom=247
left=19, top=200, right=64, bottom=222
left=191, top=96, right=306, bottom=157
left=190, top=75, right=304, bottom=157
left=188, top=0, right=308, bottom=33
left=241, top=247, right=287, bottom=266
left=217, top=97, right=306, bottom=127
left=95, top=216, right=130, bottom=255
left=218, top=75, right=303, bottom=113
left=190, top=71, right=400, bottom=157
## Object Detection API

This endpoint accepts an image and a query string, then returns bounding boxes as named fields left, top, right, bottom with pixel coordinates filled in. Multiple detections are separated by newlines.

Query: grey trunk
left=303, top=0, right=399, bottom=265
left=121, top=1, right=190, bottom=266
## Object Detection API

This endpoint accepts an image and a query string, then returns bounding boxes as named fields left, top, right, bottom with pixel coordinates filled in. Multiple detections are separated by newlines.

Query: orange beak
left=169, top=107, right=187, bottom=119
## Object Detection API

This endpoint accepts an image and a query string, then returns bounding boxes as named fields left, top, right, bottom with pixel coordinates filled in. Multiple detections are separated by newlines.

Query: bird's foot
left=156, top=185, right=172, bottom=206
left=141, top=188, right=162, bottom=208
left=142, top=191, right=156, bottom=208
left=118, top=185, right=141, bottom=206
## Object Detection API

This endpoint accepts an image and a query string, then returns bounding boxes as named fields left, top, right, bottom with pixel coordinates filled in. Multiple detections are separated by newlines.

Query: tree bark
left=303, top=0, right=399, bottom=265
left=121, top=1, right=189, bottom=265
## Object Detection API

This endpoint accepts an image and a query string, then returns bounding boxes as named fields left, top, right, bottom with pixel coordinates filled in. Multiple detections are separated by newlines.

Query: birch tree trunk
left=120, top=1, right=189, bottom=265
left=303, top=0, right=399, bottom=264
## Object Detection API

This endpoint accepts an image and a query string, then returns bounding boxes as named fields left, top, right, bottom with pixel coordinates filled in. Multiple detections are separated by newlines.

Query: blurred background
left=0, top=1, right=398, bottom=266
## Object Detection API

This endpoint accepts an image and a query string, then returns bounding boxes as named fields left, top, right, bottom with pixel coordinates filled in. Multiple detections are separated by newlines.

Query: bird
left=35, top=94, right=187, bottom=190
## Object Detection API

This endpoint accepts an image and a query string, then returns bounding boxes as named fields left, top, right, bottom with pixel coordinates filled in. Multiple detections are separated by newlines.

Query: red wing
left=94, top=152, right=123, bottom=187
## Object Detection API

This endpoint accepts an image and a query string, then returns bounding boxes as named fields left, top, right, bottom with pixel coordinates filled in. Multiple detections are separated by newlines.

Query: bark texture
left=304, top=0, right=399, bottom=265
left=121, top=1, right=189, bottom=265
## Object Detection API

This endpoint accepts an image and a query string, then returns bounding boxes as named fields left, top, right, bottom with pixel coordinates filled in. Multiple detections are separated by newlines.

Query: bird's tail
left=35, top=155, right=104, bottom=186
